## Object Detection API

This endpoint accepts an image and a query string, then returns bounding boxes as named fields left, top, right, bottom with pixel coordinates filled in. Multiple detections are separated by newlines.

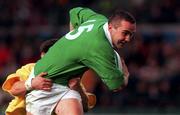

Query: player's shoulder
left=17, top=63, right=35, bottom=74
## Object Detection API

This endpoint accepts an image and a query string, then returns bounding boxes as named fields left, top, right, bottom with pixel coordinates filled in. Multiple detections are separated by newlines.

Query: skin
left=55, top=77, right=84, bottom=115
left=54, top=20, right=136, bottom=115
left=107, top=19, right=136, bottom=91
left=9, top=51, right=87, bottom=115
left=9, top=72, right=52, bottom=96
left=108, top=20, right=136, bottom=49
left=9, top=52, right=53, bottom=96
left=81, top=69, right=99, bottom=93
left=55, top=98, right=83, bottom=115
left=28, top=19, right=136, bottom=115
left=69, top=20, right=133, bottom=92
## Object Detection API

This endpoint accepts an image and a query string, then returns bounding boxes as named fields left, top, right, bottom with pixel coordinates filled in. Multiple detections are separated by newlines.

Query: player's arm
left=9, top=72, right=52, bottom=96
left=82, top=47, right=126, bottom=91
left=69, top=7, right=106, bottom=29
left=2, top=72, right=52, bottom=96
left=113, top=58, right=129, bottom=92
left=9, top=80, right=26, bottom=96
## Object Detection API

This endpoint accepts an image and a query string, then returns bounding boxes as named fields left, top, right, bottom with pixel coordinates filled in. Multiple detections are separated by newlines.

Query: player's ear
left=108, top=23, right=112, bottom=29
left=108, top=23, right=113, bottom=32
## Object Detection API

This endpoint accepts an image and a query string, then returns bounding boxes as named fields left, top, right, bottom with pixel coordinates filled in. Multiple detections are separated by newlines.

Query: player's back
left=34, top=14, right=113, bottom=86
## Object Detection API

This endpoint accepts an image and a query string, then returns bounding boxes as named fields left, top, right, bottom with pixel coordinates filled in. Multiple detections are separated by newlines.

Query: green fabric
left=34, top=7, right=124, bottom=90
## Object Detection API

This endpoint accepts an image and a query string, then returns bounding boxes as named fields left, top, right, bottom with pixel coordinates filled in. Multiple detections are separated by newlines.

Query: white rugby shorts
left=26, top=69, right=81, bottom=115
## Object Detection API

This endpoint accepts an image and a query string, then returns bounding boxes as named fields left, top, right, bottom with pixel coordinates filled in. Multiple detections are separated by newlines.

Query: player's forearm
left=112, top=57, right=130, bottom=92
left=10, top=81, right=26, bottom=96
left=113, top=73, right=129, bottom=92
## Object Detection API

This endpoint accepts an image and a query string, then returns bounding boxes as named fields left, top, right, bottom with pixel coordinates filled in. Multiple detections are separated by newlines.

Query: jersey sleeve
left=82, top=47, right=124, bottom=90
left=69, top=7, right=106, bottom=29
left=2, top=73, right=21, bottom=93
left=2, top=63, right=35, bottom=93
left=16, top=63, right=35, bottom=81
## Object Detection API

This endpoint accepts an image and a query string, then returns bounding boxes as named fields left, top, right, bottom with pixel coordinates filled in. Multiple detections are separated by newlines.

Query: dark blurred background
left=0, top=0, right=179, bottom=114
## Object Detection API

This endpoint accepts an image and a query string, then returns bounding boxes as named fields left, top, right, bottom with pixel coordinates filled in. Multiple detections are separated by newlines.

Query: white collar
left=103, top=23, right=122, bottom=69
left=103, top=22, right=113, bottom=47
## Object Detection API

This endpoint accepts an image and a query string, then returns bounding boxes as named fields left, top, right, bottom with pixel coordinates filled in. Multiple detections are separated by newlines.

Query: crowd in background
left=0, top=0, right=179, bottom=113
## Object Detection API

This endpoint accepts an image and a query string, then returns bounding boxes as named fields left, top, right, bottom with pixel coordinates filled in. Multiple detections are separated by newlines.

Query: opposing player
left=2, top=39, right=96, bottom=115
left=26, top=7, right=136, bottom=115
left=2, top=39, right=57, bottom=115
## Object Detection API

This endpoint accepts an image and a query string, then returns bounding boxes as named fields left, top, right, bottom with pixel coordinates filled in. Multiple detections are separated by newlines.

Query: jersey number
left=65, top=24, right=94, bottom=40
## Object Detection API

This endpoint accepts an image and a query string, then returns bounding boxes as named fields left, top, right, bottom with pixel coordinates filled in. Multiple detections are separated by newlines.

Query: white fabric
left=103, top=22, right=113, bottom=47
left=26, top=69, right=81, bottom=115
left=114, top=50, right=122, bottom=70
left=24, top=68, right=34, bottom=91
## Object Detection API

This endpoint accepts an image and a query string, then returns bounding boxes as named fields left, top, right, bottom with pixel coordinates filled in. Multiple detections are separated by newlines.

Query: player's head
left=40, top=39, right=58, bottom=57
left=108, top=10, right=136, bottom=49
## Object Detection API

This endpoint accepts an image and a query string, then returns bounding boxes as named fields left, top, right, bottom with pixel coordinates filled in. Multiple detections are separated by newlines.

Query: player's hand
left=31, top=72, right=52, bottom=91
left=121, top=58, right=129, bottom=86
left=113, top=58, right=129, bottom=92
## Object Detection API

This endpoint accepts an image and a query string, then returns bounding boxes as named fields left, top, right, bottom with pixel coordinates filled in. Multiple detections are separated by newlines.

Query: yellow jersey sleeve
left=2, top=63, right=35, bottom=115
left=2, top=63, right=35, bottom=93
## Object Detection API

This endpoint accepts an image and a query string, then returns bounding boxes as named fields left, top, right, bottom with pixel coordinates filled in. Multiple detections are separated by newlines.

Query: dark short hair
left=108, top=9, right=136, bottom=25
left=40, top=39, right=58, bottom=53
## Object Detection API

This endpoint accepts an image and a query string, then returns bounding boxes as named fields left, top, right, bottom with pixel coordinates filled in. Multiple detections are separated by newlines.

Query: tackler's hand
left=31, top=72, right=52, bottom=91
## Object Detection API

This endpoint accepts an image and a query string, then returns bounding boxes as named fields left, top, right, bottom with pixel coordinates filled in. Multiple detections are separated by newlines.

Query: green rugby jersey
left=34, top=7, right=124, bottom=90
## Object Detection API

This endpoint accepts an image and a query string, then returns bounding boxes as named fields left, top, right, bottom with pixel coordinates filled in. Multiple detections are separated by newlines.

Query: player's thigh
left=26, top=112, right=33, bottom=115
left=55, top=98, right=83, bottom=115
